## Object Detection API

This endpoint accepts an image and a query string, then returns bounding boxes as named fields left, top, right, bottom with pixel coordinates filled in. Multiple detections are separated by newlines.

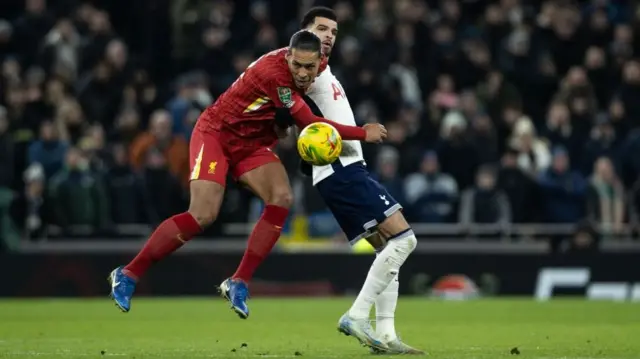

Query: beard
left=322, top=44, right=333, bottom=57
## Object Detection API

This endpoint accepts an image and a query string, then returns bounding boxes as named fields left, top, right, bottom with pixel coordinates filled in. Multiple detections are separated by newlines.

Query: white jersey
left=306, top=65, right=365, bottom=185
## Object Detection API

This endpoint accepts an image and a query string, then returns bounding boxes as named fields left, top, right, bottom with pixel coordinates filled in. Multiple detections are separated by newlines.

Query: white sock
left=348, top=230, right=416, bottom=319
left=375, top=272, right=399, bottom=341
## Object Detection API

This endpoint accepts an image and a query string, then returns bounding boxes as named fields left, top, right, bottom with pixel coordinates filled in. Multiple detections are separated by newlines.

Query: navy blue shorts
left=316, top=162, right=403, bottom=245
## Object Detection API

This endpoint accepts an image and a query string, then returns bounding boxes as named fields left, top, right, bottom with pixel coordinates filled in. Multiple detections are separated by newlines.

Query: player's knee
left=189, top=200, right=219, bottom=228
left=188, top=181, right=224, bottom=227
left=403, top=233, right=418, bottom=252
left=378, top=211, right=411, bottom=240
left=387, top=228, right=417, bottom=255
left=385, top=230, right=417, bottom=264
left=267, top=188, right=294, bottom=209
left=187, top=207, right=219, bottom=228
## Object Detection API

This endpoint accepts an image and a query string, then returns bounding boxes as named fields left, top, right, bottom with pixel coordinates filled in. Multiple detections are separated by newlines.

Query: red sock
left=232, top=205, right=289, bottom=283
left=124, top=212, right=201, bottom=279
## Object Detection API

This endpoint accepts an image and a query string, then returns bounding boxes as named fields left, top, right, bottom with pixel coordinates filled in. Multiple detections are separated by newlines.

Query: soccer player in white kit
left=276, top=7, right=424, bottom=355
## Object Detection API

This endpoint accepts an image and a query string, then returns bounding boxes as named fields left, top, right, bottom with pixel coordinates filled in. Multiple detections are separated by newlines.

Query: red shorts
left=189, top=129, right=280, bottom=186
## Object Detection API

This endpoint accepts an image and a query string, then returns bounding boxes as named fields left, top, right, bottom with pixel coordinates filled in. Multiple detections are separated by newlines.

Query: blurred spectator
left=388, top=50, right=422, bottom=109
left=468, top=113, right=499, bottom=165
left=404, top=151, right=458, bottom=223
left=587, top=157, right=625, bottom=235
left=509, top=117, right=551, bottom=176
left=27, top=120, right=69, bottom=179
left=129, top=109, right=189, bottom=187
left=106, top=143, right=147, bottom=224
left=608, top=97, right=629, bottom=140
left=497, top=147, right=538, bottom=223
left=582, top=114, right=621, bottom=175
left=538, top=147, right=587, bottom=224
left=428, top=74, right=459, bottom=119
left=617, top=60, right=640, bottom=128
left=0, top=20, right=14, bottom=59
left=459, top=165, right=510, bottom=226
left=0, top=107, right=13, bottom=189
left=22, top=163, right=47, bottom=239
left=111, top=106, right=141, bottom=147
left=543, top=102, right=581, bottom=163
left=0, top=110, right=19, bottom=248
left=166, top=73, right=211, bottom=139
left=79, top=123, right=110, bottom=173
left=55, top=98, right=85, bottom=144
left=584, top=46, right=610, bottom=108
left=558, top=221, right=600, bottom=253
left=476, top=70, right=521, bottom=127
left=48, top=147, right=109, bottom=232
left=104, top=39, right=130, bottom=86
left=140, top=149, right=185, bottom=226
left=80, top=9, right=114, bottom=72
left=11, top=0, right=55, bottom=68
left=628, top=175, right=640, bottom=232
left=41, top=18, right=80, bottom=80
left=374, top=146, right=405, bottom=206
left=77, top=61, right=120, bottom=128
left=437, top=110, right=478, bottom=188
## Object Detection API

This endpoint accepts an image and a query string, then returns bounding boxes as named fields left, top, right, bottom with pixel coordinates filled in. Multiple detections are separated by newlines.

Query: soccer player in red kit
left=108, top=30, right=387, bottom=316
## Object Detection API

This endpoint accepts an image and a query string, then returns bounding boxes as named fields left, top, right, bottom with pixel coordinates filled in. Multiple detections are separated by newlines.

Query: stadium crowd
left=1, top=0, right=639, bottom=247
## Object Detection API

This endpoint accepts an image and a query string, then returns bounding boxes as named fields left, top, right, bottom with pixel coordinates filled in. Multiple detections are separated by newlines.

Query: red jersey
left=196, top=47, right=328, bottom=147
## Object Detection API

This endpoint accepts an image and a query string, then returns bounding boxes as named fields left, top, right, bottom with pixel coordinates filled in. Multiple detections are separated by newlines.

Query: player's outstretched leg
left=372, top=265, right=424, bottom=355
left=109, top=179, right=224, bottom=312
left=339, top=212, right=421, bottom=353
left=369, top=218, right=424, bottom=355
left=218, top=160, right=292, bottom=319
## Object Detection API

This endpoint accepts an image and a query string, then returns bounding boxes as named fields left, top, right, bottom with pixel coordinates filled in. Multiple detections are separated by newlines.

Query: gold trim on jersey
left=243, top=96, right=270, bottom=113
left=190, top=144, right=204, bottom=180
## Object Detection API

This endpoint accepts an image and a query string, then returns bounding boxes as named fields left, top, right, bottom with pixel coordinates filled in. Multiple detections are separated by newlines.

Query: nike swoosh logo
left=113, top=281, right=121, bottom=287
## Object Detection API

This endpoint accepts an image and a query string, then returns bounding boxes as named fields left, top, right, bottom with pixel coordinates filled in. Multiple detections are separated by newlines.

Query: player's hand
left=363, top=123, right=387, bottom=143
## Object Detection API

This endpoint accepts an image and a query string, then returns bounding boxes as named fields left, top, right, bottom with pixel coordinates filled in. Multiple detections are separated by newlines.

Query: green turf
left=0, top=298, right=639, bottom=358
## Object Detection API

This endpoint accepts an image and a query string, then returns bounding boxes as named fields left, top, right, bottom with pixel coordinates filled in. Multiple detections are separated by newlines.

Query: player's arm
left=284, top=91, right=387, bottom=143
left=288, top=97, right=367, bottom=140
left=264, top=73, right=385, bottom=142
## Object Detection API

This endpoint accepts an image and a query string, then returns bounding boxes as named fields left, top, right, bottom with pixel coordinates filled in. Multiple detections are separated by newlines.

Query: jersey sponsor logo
left=278, top=87, right=295, bottom=108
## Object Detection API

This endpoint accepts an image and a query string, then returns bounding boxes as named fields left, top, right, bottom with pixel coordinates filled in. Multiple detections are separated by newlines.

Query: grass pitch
left=0, top=298, right=638, bottom=358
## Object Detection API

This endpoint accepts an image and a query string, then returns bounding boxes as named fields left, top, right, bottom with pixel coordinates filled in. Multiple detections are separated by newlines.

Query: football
left=297, top=122, right=343, bottom=166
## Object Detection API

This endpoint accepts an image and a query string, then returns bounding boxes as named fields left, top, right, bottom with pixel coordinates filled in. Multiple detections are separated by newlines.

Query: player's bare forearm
left=291, top=104, right=366, bottom=141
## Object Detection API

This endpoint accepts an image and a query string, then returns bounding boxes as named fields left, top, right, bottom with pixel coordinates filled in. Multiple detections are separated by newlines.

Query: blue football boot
left=108, top=266, right=136, bottom=312
left=218, top=278, right=250, bottom=319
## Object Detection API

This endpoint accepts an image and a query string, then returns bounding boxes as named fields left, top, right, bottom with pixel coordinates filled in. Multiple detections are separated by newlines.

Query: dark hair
left=289, top=30, right=322, bottom=54
left=300, top=6, right=337, bottom=28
